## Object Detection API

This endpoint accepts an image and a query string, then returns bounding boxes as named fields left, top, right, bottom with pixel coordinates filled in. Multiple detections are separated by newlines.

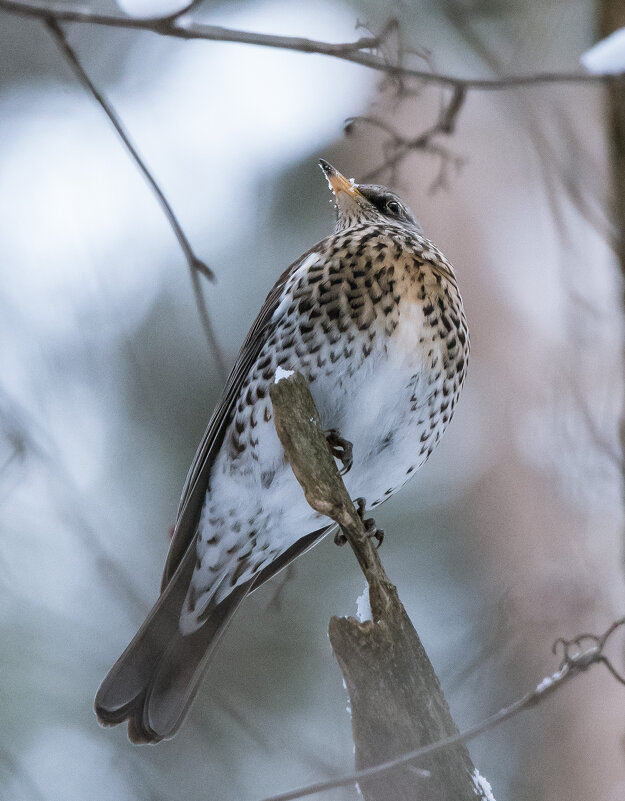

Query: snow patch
left=356, top=584, right=372, bottom=622
left=535, top=676, right=554, bottom=693
left=116, top=0, right=189, bottom=17
left=274, top=366, right=294, bottom=383
left=535, top=665, right=566, bottom=693
left=581, top=28, right=625, bottom=74
left=472, top=769, right=496, bottom=801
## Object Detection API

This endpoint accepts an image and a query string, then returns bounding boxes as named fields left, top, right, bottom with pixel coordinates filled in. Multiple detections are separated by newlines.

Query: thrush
left=95, top=159, right=469, bottom=744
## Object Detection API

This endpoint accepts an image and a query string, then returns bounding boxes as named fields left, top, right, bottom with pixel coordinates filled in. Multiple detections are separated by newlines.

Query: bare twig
left=259, top=617, right=625, bottom=801
left=1, top=0, right=624, bottom=90
left=43, top=16, right=227, bottom=379
left=348, top=85, right=466, bottom=184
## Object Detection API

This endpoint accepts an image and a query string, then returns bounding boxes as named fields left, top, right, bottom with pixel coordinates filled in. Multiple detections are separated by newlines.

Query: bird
left=95, top=159, right=469, bottom=744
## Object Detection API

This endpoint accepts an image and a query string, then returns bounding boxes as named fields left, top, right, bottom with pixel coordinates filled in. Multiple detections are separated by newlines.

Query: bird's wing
left=160, top=242, right=326, bottom=591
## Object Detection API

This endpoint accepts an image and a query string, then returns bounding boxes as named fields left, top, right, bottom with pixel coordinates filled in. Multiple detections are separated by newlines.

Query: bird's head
left=319, top=159, right=422, bottom=234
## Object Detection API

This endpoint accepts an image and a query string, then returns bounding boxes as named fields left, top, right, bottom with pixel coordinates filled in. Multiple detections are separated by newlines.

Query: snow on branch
left=581, top=27, right=625, bottom=75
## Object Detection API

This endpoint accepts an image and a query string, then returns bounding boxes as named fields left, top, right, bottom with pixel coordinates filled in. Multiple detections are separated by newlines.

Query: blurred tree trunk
left=599, top=3, right=625, bottom=275
left=599, top=0, right=625, bottom=572
left=599, top=2, right=625, bottom=744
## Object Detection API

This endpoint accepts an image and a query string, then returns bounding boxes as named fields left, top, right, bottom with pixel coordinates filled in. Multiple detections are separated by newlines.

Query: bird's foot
left=324, top=429, right=353, bottom=476
left=332, top=498, right=384, bottom=548
left=334, top=529, right=348, bottom=546
left=354, top=497, right=384, bottom=548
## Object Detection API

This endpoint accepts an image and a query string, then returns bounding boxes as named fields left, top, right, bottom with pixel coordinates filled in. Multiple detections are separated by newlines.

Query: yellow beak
left=319, top=159, right=362, bottom=198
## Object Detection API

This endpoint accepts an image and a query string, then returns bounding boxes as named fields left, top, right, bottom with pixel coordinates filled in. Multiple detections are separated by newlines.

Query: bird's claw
left=333, top=498, right=384, bottom=548
left=334, top=530, right=348, bottom=546
left=354, top=497, right=384, bottom=548
left=324, top=429, right=353, bottom=475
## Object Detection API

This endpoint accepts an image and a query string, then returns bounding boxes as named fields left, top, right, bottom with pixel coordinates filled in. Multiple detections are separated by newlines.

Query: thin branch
left=349, top=85, right=466, bottom=185
left=43, top=17, right=213, bottom=280
left=259, top=617, right=625, bottom=801
left=2, top=0, right=625, bottom=90
left=44, top=16, right=227, bottom=379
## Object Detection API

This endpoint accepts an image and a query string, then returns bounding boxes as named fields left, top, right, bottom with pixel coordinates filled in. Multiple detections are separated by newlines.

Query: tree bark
left=599, top=3, right=625, bottom=269
left=270, top=372, right=486, bottom=801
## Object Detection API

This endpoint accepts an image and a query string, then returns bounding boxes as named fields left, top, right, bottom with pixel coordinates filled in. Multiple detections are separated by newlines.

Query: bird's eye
left=386, top=200, right=401, bottom=216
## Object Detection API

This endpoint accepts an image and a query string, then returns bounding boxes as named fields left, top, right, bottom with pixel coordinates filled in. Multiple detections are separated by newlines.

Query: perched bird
left=95, top=160, right=469, bottom=744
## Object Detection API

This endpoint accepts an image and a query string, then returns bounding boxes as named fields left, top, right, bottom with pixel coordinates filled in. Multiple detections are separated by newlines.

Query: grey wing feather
left=160, top=242, right=325, bottom=591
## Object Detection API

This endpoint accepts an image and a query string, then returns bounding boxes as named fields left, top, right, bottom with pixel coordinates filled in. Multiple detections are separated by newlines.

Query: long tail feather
left=94, top=547, right=251, bottom=744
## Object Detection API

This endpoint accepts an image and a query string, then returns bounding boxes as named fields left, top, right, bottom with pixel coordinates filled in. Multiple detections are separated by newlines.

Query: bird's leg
left=333, top=498, right=384, bottom=548
left=324, top=428, right=353, bottom=475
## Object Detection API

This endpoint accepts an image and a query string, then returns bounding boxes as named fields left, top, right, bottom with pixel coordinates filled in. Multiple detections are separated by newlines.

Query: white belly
left=184, top=301, right=449, bottom=628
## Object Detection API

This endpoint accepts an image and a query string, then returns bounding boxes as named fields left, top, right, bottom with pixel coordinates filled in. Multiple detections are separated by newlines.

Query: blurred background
left=2, top=0, right=625, bottom=799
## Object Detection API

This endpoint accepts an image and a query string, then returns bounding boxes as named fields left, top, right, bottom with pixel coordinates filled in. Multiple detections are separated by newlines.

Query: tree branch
left=268, top=373, right=625, bottom=801
left=2, top=0, right=625, bottom=90
left=259, top=615, right=625, bottom=801
left=269, top=372, right=480, bottom=801
left=269, top=371, right=402, bottom=595
left=43, top=16, right=227, bottom=379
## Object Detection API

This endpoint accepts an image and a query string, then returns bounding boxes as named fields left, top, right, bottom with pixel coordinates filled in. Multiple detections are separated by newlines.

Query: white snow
left=535, top=676, right=554, bottom=693
left=274, top=366, right=294, bottom=383
left=355, top=584, right=372, bottom=622
left=472, top=769, right=497, bottom=801
left=535, top=665, right=567, bottom=693
left=116, top=0, right=190, bottom=18
left=581, top=28, right=625, bottom=74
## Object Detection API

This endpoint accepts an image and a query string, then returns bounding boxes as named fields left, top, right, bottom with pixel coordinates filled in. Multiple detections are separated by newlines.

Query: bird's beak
left=319, top=159, right=362, bottom=198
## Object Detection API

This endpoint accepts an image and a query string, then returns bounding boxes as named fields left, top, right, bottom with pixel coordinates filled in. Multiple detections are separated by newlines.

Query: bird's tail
left=94, top=547, right=250, bottom=744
